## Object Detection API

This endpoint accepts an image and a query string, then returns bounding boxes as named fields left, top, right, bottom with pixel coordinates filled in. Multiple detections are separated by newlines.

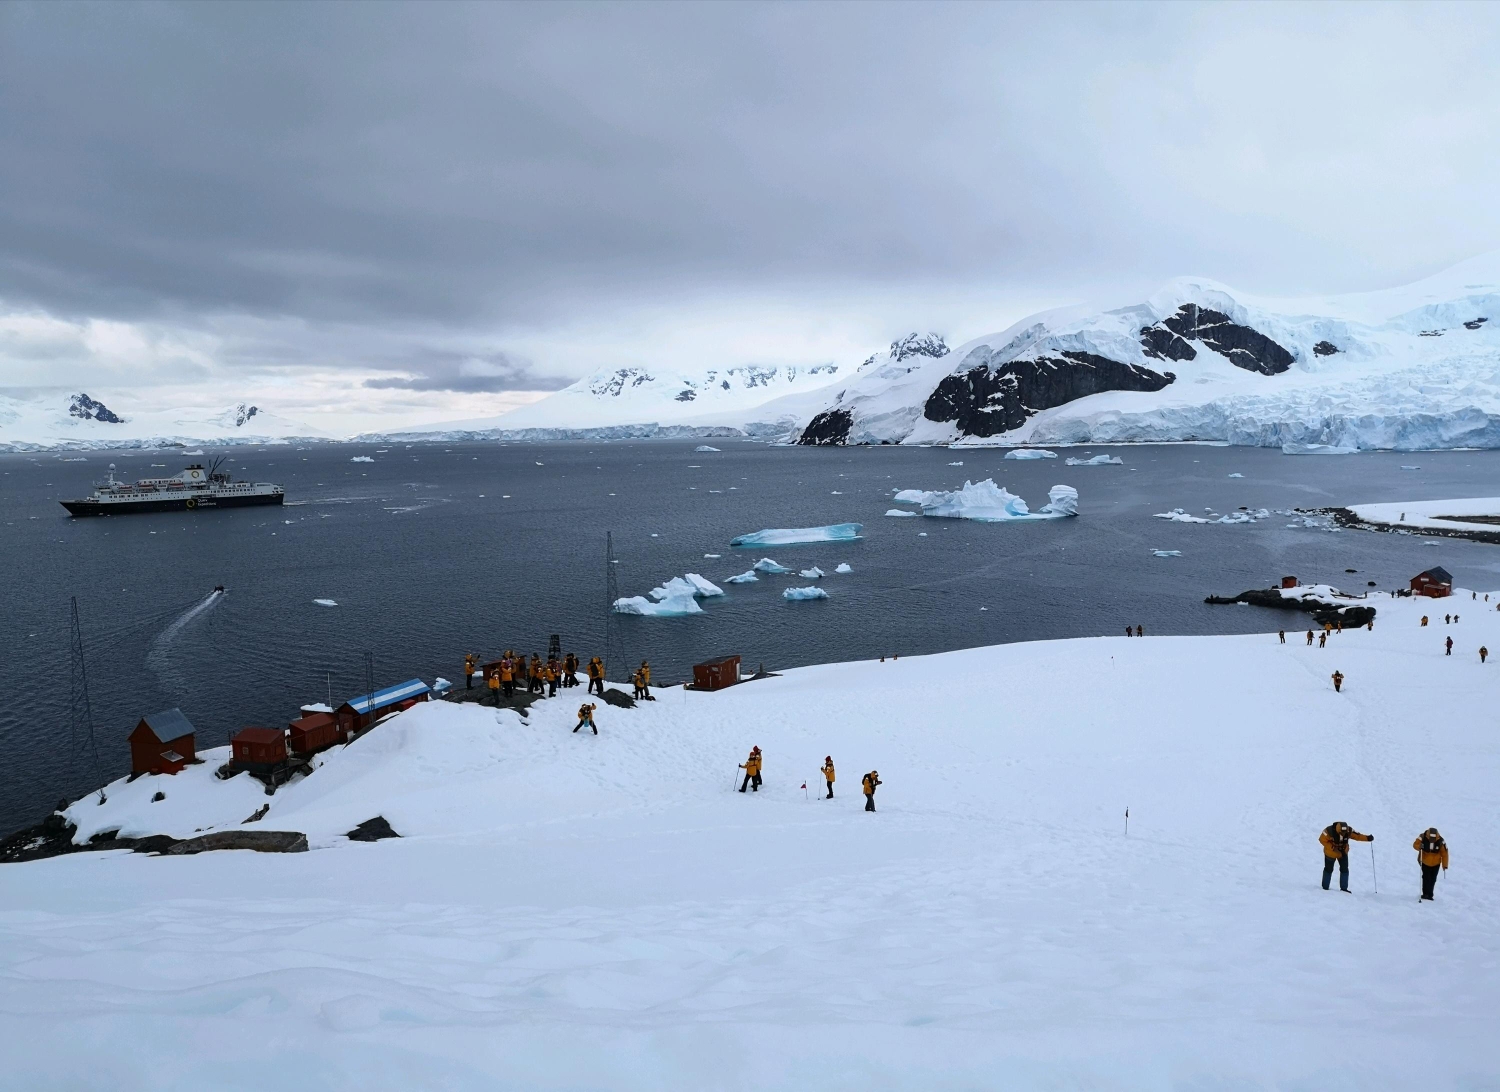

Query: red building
left=691, top=655, right=741, bottom=691
left=231, top=727, right=287, bottom=771
left=1410, top=566, right=1453, bottom=598
left=1280, top=575, right=1298, bottom=589
left=128, top=709, right=197, bottom=776
left=288, top=711, right=342, bottom=756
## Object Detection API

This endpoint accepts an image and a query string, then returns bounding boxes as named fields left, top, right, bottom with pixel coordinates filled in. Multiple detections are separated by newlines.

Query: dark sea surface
left=4, top=439, right=1500, bottom=833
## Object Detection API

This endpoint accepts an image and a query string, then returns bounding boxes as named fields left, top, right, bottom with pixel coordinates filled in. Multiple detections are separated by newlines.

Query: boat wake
left=145, top=589, right=225, bottom=694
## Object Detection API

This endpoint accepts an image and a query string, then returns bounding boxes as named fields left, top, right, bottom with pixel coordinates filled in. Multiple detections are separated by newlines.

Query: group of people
left=1123, top=625, right=1145, bottom=637
left=739, top=748, right=882, bottom=812
left=464, top=651, right=609, bottom=706
left=1320, top=821, right=1450, bottom=901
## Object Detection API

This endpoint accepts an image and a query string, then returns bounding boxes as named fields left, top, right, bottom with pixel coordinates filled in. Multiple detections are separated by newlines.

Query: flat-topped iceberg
left=649, top=573, right=724, bottom=600
left=1065, top=454, right=1123, bottom=466
left=752, top=557, right=793, bottom=574
left=1004, top=449, right=1057, bottom=460
left=893, top=479, right=1078, bottom=522
left=725, top=570, right=758, bottom=584
left=783, top=586, right=829, bottom=601
left=731, top=523, right=863, bottom=547
left=613, top=595, right=703, bottom=617
left=885, top=508, right=919, bottom=517
left=694, top=445, right=721, bottom=452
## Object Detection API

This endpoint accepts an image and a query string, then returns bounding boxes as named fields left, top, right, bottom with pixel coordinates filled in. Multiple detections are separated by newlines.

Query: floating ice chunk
left=703, top=553, right=721, bottom=559
left=731, top=523, right=863, bottom=547
left=613, top=595, right=703, bottom=616
left=798, top=567, right=825, bottom=579
left=694, top=445, right=721, bottom=452
left=1151, top=550, right=1183, bottom=558
left=1282, top=442, right=1357, bottom=455
left=835, top=563, right=853, bottom=574
left=753, top=558, right=793, bottom=574
left=897, top=479, right=1077, bottom=521
left=313, top=598, right=338, bottom=607
left=783, top=586, right=829, bottom=601
left=1004, top=449, right=1057, bottom=460
left=725, top=571, right=759, bottom=584
left=349, top=456, right=374, bottom=463
left=1228, top=473, right=1244, bottom=478
left=1155, top=508, right=1212, bottom=524
left=1401, top=465, right=1421, bottom=470
left=1065, top=455, right=1123, bottom=466
left=948, top=461, right=964, bottom=466
left=649, top=574, right=724, bottom=600
left=885, top=509, right=919, bottom=517
left=683, top=573, right=724, bottom=597
left=892, top=489, right=926, bottom=503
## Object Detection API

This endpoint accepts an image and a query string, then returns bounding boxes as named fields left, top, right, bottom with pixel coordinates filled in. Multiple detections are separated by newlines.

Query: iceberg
left=835, top=563, right=853, bottom=574
left=694, top=445, right=721, bottom=452
left=783, top=586, right=829, bottom=601
left=885, top=509, right=919, bottom=517
left=892, top=489, right=926, bottom=503
left=613, top=595, right=703, bottom=617
left=798, top=567, right=825, bottom=579
left=683, top=573, right=724, bottom=597
left=1228, top=473, right=1244, bottom=478
left=731, top=523, right=863, bottom=547
left=350, top=456, right=374, bottom=463
left=753, top=558, right=793, bottom=574
left=313, top=598, right=338, bottom=607
left=1004, top=449, right=1057, bottom=460
left=725, top=571, right=759, bottom=584
left=893, top=479, right=1078, bottom=522
left=1065, top=454, right=1123, bottom=466
left=1152, top=550, right=1183, bottom=558
left=649, top=574, right=725, bottom=600
left=1155, top=508, right=1211, bottom=524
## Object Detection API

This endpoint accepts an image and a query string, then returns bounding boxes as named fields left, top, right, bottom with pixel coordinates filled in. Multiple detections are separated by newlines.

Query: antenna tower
left=68, top=597, right=105, bottom=800
left=605, top=532, right=626, bottom=676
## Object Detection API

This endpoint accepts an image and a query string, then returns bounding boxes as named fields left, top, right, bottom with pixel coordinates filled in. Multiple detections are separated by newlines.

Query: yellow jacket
left=487, top=674, right=500, bottom=691
left=822, top=761, right=835, bottom=783
left=588, top=659, right=604, bottom=679
left=1413, top=833, right=1449, bottom=868
left=641, top=664, right=652, bottom=684
left=1320, top=823, right=1371, bottom=859
left=741, top=752, right=762, bottom=776
left=862, top=772, right=880, bottom=796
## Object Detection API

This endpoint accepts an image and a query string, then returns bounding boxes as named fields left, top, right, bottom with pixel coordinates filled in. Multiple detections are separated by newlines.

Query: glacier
left=892, top=479, right=1078, bottom=522
left=731, top=523, right=863, bottom=547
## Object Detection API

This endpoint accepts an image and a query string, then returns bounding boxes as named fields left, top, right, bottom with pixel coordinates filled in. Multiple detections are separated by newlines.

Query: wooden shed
left=1280, top=575, right=1298, bottom=589
left=231, top=727, right=287, bottom=770
left=691, top=655, right=741, bottom=692
left=288, top=711, right=342, bottom=756
left=1411, top=566, right=1453, bottom=598
left=128, top=709, right=197, bottom=776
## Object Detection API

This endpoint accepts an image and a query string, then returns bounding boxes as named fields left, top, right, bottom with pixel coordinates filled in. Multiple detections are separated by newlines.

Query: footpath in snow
left=3, top=591, right=1500, bottom=1089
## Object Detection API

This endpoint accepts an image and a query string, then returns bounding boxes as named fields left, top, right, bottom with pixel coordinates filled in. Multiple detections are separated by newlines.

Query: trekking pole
left=1124, top=807, right=1129, bottom=837
left=1371, top=842, right=1378, bottom=894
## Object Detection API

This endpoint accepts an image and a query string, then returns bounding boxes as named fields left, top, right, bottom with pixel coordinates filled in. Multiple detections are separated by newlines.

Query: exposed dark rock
left=165, top=830, right=309, bottom=855
left=1204, top=587, right=1376, bottom=627
left=1464, top=317, right=1489, bottom=330
left=922, top=352, right=1174, bottom=438
left=130, top=835, right=180, bottom=855
left=1140, top=325, right=1197, bottom=362
left=601, top=687, right=636, bottom=709
left=674, top=389, right=696, bottom=401
left=1139, top=305, right=1294, bottom=375
left=68, top=392, right=123, bottom=423
left=346, top=816, right=400, bottom=842
left=1313, top=340, right=1341, bottom=356
left=152, top=791, right=166, bottom=802
left=243, top=803, right=270, bottom=824
left=888, top=333, right=949, bottom=362
left=797, top=408, right=854, bottom=446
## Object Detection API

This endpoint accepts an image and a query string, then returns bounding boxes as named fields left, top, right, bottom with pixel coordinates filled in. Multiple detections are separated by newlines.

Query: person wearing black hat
left=1413, top=828, right=1448, bottom=901
left=862, top=770, right=881, bottom=812
left=1319, top=821, right=1372, bottom=891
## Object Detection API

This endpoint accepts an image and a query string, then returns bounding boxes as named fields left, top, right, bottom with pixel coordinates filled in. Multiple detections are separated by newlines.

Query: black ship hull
left=61, top=493, right=284, bottom=517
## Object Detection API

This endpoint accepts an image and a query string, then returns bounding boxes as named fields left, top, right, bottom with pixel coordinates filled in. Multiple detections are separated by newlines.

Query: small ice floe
left=753, top=558, right=793, bottom=574
left=948, top=461, right=964, bottom=466
left=835, top=563, right=852, bottom=574
left=1228, top=473, right=1244, bottom=478
left=798, top=567, right=825, bottom=579
left=886, top=509, right=919, bottom=517
left=535, top=461, right=544, bottom=465
left=1401, top=465, right=1421, bottom=470
left=830, top=491, right=843, bottom=495
left=1004, top=449, right=1057, bottom=460
left=1151, top=550, right=1183, bottom=558
left=783, top=586, right=829, bottom=602
left=704, top=553, right=721, bottom=559
left=731, top=524, right=863, bottom=547
left=313, top=598, right=338, bottom=607
left=725, top=570, right=758, bottom=584
left=1282, top=442, right=1357, bottom=456
left=650, top=533, right=659, bottom=537
left=612, top=595, right=703, bottom=617
left=1065, top=455, right=1123, bottom=466
left=918, top=532, right=928, bottom=536
left=695, top=445, right=721, bottom=452
left=350, top=456, right=374, bottom=463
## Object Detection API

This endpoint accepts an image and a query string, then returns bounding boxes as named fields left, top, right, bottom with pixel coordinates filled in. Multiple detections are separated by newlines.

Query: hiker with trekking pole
left=1319, top=821, right=1373, bottom=892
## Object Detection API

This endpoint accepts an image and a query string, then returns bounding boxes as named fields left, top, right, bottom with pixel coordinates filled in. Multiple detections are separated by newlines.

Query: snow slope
left=0, top=392, right=327, bottom=449
left=1347, top=496, right=1500, bottom=534
left=792, top=253, right=1500, bottom=451
left=4, top=591, right=1500, bottom=1088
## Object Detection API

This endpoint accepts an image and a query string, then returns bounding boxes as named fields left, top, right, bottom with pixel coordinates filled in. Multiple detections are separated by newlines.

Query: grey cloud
left=363, top=351, right=570, bottom=393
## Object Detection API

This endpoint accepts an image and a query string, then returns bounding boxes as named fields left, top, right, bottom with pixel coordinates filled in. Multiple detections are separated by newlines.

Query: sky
left=2, top=1, right=1500, bottom=434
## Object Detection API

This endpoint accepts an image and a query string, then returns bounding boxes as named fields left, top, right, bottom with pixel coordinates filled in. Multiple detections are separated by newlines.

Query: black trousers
left=865, top=794, right=875, bottom=811
left=1421, top=863, right=1440, bottom=900
left=740, top=773, right=761, bottom=792
left=466, top=673, right=473, bottom=689
left=573, top=720, right=596, bottom=734
left=548, top=679, right=558, bottom=696
left=826, top=782, right=833, bottom=799
left=1322, top=853, right=1349, bottom=891
left=588, top=677, right=603, bottom=695
left=503, top=680, right=514, bottom=698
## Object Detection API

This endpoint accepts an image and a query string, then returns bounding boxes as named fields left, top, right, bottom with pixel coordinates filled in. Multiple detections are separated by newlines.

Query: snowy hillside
left=0, top=393, right=328, bottom=449
left=378, top=360, right=848, bottom=440
left=794, top=253, right=1500, bottom=451
left=4, top=590, right=1499, bottom=1087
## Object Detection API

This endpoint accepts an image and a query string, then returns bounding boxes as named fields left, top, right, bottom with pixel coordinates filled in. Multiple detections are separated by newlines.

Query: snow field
left=1349, top=496, right=1500, bottom=534
left=5, top=591, right=1500, bottom=1088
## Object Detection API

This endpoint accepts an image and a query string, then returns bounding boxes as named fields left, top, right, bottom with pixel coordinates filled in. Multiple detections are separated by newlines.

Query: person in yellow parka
left=862, top=770, right=881, bottom=812
left=587, top=656, right=605, bottom=697
left=464, top=652, right=478, bottom=690
left=639, top=661, right=653, bottom=701
left=499, top=655, right=515, bottom=699
left=574, top=703, right=598, bottom=735
left=739, top=746, right=762, bottom=793
left=1331, top=670, right=1344, bottom=693
left=821, top=756, right=835, bottom=799
left=486, top=669, right=501, bottom=706
left=1414, top=828, right=1448, bottom=901
left=1319, top=821, right=1373, bottom=892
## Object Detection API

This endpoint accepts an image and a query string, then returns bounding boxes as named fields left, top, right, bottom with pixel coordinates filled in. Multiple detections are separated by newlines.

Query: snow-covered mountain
left=0, top=393, right=327, bottom=450
left=375, top=361, right=847, bottom=440
left=793, top=254, right=1500, bottom=451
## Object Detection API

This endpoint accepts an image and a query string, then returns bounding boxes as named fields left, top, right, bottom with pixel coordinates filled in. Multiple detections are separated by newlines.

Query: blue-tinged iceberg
left=1004, top=449, right=1057, bottom=460
left=783, top=586, right=829, bottom=601
left=731, top=523, right=862, bottom=547
left=613, top=595, right=703, bottom=617
left=1065, top=454, right=1123, bottom=466
left=892, top=479, right=1077, bottom=521
left=650, top=573, right=724, bottom=600
left=752, top=557, right=793, bottom=574
left=725, top=570, right=759, bottom=584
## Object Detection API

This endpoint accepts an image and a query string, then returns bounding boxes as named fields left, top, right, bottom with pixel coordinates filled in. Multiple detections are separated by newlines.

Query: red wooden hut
left=691, top=655, right=741, bottom=691
left=1410, top=566, right=1453, bottom=598
left=1280, top=575, right=1298, bottom=589
left=128, top=709, right=197, bottom=776
left=288, top=711, right=342, bottom=756
left=230, top=727, right=287, bottom=772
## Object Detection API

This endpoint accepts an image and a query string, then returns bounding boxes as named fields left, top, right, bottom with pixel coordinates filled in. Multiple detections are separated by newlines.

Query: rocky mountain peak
left=68, top=393, right=123, bottom=424
left=889, top=333, right=949, bottom=362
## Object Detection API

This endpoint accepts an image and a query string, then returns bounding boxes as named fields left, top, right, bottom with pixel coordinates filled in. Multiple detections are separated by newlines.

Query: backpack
left=1421, top=832, right=1444, bottom=856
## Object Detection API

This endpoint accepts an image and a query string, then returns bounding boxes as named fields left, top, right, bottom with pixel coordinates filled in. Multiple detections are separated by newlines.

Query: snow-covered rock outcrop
left=0, top=393, right=326, bottom=450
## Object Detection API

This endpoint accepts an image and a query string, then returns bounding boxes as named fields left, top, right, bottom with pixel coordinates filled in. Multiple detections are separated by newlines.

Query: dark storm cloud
left=2, top=0, right=1500, bottom=379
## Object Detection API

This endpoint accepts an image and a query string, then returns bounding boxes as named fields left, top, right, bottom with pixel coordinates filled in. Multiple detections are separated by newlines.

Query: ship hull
left=61, top=492, right=284, bottom=517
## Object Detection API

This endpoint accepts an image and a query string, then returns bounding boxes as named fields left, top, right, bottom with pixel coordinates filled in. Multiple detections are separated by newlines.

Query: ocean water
left=3, top=440, right=1499, bottom=834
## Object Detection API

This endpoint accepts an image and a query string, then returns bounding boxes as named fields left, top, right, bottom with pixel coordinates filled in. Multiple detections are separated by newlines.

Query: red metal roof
left=233, top=727, right=285, bottom=745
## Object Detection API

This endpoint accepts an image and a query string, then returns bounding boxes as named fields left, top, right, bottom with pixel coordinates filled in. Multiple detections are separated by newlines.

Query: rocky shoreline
left=1325, top=506, right=1500, bottom=545
left=1205, top=586, right=1377, bottom=627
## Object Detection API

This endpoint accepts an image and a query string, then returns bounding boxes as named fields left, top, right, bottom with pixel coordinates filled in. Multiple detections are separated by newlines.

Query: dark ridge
left=1148, top=304, right=1294, bottom=375
left=1140, top=325, right=1197, bottom=362
left=1313, top=340, right=1341, bottom=356
left=796, top=408, right=854, bottom=446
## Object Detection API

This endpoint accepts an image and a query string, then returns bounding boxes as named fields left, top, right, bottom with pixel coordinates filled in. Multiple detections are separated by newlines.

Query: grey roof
left=1418, top=566, right=1453, bottom=583
left=141, top=707, right=195, bottom=741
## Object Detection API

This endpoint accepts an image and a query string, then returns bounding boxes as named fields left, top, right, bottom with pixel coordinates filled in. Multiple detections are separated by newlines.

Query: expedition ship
left=60, top=459, right=284, bottom=516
